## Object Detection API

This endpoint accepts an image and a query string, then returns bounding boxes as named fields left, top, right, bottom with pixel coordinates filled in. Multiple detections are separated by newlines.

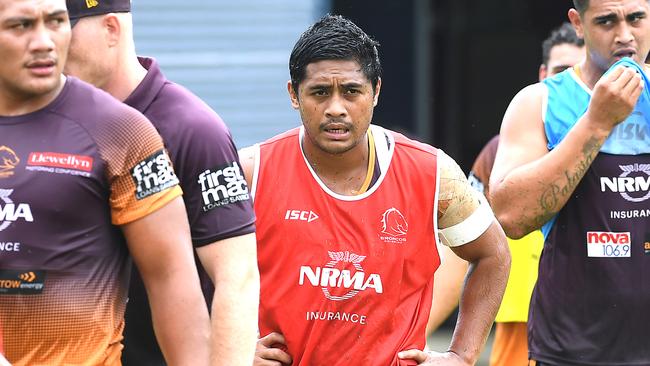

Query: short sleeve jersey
left=0, top=77, right=181, bottom=366
left=253, top=125, right=441, bottom=366
left=530, top=67, right=650, bottom=365
left=120, top=57, right=256, bottom=365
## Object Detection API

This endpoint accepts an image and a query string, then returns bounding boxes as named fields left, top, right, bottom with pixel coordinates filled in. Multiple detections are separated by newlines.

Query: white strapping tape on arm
left=438, top=194, right=495, bottom=247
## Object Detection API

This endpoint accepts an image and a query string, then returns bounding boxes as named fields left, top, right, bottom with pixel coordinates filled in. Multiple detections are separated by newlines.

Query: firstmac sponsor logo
left=379, top=207, right=408, bottom=243
left=299, top=251, right=383, bottom=301
left=198, top=161, right=249, bottom=211
left=0, top=189, right=33, bottom=232
left=600, top=164, right=650, bottom=202
left=132, top=149, right=179, bottom=200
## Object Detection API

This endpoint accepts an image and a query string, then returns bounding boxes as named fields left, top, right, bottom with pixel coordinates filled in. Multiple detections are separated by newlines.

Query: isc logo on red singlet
left=285, top=209, right=319, bottom=223
left=299, top=251, right=383, bottom=301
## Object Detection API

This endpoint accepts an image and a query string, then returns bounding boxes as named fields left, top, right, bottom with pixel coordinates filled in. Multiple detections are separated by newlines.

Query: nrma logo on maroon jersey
left=198, top=161, right=249, bottom=211
left=131, top=149, right=179, bottom=200
left=0, top=189, right=33, bottom=232
left=600, top=164, right=650, bottom=202
left=299, top=251, right=383, bottom=301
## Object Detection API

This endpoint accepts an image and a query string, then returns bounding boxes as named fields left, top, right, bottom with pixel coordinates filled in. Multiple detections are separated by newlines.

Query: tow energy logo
left=600, top=164, right=650, bottom=202
left=379, top=207, right=408, bottom=243
left=198, top=161, right=249, bottom=211
left=0, top=270, right=45, bottom=294
left=132, top=149, right=179, bottom=200
left=0, top=189, right=33, bottom=232
left=0, top=146, right=19, bottom=178
left=299, top=251, right=383, bottom=301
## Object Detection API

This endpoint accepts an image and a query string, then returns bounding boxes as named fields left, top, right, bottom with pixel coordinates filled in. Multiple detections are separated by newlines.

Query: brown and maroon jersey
left=0, top=77, right=181, bottom=366
left=121, top=58, right=256, bottom=365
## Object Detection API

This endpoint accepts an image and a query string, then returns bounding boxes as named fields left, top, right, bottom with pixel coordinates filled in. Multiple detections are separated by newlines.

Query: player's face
left=289, top=59, right=381, bottom=155
left=539, top=43, right=585, bottom=81
left=0, top=0, right=69, bottom=102
left=572, top=0, right=650, bottom=70
left=64, top=16, right=111, bottom=89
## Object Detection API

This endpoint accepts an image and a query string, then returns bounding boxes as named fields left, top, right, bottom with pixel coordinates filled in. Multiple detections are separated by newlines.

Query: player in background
left=425, top=23, right=584, bottom=345
left=63, top=0, right=260, bottom=365
left=471, top=23, right=584, bottom=366
left=490, top=1, right=650, bottom=364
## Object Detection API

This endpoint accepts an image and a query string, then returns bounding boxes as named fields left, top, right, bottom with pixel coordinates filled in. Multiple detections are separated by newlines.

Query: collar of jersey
left=298, top=124, right=395, bottom=201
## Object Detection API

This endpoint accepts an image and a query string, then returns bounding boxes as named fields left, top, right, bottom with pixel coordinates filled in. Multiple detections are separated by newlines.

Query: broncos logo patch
left=380, top=207, right=408, bottom=237
left=0, top=146, right=19, bottom=178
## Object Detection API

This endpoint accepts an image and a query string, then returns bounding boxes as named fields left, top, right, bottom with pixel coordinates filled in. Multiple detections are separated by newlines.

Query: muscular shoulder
left=51, top=78, right=158, bottom=152
left=148, top=81, right=232, bottom=143
left=437, top=150, right=483, bottom=229
left=503, top=82, right=546, bottom=122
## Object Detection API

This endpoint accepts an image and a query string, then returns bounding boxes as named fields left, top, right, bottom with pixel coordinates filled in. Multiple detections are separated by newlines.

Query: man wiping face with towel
left=489, top=0, right=650, bottom=365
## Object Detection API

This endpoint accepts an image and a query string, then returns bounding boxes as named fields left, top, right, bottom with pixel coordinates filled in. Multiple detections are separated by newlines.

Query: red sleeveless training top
left=253, top=126, right=441, bottom=365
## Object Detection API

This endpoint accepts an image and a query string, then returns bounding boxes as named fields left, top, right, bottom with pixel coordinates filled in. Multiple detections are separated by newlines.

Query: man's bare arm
left=426, top=244, right=467, bottom=334
left=490, top=67, right=643, bottom=238
left=196, top=233, right=260, bottom=365
left=122, top=197, right=210, bottom=365
left=402, top=152, right=510, bottom=366
left=239, top=145, right=257, bottom=189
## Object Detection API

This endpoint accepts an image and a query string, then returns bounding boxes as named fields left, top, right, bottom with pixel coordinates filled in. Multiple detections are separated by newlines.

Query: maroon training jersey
left=254, top=126, right=441, bottom=366
left=121, top=57, right=255, bottom=365
left=0, top=77, right=181, bottom=365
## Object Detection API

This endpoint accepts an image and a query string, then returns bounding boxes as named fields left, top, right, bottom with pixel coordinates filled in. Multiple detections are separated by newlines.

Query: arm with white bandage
left=438, top=151, right=510, bottom=364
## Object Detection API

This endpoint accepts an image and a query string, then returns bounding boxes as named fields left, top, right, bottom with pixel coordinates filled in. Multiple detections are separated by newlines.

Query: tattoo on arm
left=533, top=137, right=601, bottom=227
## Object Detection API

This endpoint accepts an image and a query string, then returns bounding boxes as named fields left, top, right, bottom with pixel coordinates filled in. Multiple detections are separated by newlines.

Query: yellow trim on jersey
left=574, top=64, right=582, bottom=80
left=357, top=129, right=376, bottom=194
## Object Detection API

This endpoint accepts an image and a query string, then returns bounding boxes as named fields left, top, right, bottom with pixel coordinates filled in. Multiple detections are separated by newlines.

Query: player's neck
left=0, top=75, right=66, bottom=117
left=103, top=55, right=147, bottom=102
left=577, top=59, right=605, bottom=89
left=302, top=131, right=373, bottom=196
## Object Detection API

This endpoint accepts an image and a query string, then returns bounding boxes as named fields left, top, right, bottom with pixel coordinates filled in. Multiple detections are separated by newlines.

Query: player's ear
left=373, top=78, right=381, bottom=107
left=568, top=9, right=584, bottom=39
left=539, top=64, right=548, bottom=82
left=102, top=14, right=121, bottom=47
left=288, top=80, right=300, bottom=109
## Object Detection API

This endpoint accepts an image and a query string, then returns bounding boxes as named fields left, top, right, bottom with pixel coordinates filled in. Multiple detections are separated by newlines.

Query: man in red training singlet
left=240, top=15, right=511, bottom=366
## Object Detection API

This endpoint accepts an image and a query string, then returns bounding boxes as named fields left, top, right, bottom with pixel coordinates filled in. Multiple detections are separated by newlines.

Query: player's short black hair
left=289, top=14, right=382, bottom=94
left=542, top=22, right=584, bottom=65
left=574, top=0, right=650, bottom=14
